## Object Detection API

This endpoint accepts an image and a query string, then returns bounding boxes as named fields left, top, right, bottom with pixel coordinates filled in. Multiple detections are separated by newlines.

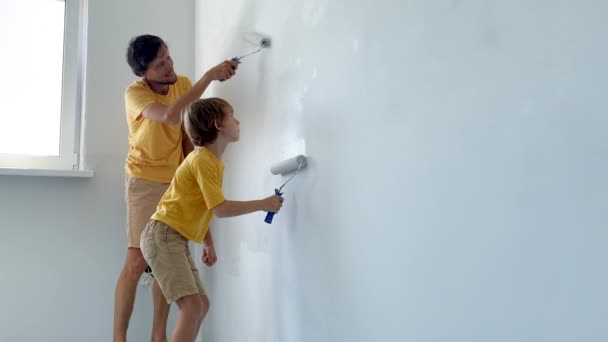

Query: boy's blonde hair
left=185, top=98, right=231, bottom=147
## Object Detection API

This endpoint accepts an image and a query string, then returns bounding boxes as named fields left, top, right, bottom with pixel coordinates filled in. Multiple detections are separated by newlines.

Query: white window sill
left=0, top=168, right=94, bottom=178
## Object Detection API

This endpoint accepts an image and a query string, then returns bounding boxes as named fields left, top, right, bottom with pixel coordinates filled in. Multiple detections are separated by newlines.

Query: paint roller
left=220, top=37, right=271, bottom=82
left=265, top=155, right=308, bottom=224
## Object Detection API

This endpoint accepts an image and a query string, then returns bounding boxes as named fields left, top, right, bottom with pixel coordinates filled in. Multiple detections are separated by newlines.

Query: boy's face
left=220, top=106, right=240, bottom=142
left=142, top=45, right=177, bottom=85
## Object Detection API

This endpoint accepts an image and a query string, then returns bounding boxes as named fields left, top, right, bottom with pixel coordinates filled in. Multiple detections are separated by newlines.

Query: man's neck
left=145, top=78, right=169, bottom=95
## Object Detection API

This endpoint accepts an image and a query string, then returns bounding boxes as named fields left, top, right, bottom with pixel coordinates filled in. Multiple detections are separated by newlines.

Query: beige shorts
left=125, top=174, right=169, bottom=248
left=140, top=219, right=206, bottom=303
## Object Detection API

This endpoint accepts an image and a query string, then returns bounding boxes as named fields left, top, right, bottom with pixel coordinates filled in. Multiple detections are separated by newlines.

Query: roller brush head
left=260, top=38, right=271, bottom=48
left=271, top=155, right=307, bottom=175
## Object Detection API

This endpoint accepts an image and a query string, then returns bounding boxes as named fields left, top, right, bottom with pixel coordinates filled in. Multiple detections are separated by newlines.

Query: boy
left=140, top=98, right=283, bottom=342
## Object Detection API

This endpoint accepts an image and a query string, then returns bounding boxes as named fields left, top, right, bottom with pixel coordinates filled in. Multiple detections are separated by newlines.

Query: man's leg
left=113, top=248, right=148, bottom=342
left=151, top=279, right=171, bottom=342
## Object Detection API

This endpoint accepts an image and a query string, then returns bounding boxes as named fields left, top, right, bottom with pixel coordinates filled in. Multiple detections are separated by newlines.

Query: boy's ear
left=214, top=119, right=222, bottom=131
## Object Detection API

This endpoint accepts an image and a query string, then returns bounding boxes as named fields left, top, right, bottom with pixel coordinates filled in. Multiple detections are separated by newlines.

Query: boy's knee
left=193, top=296, right=208, bottom=320
left=179, top=295, right=207, bottom=320
left=201, top=295, right=210, bottom=315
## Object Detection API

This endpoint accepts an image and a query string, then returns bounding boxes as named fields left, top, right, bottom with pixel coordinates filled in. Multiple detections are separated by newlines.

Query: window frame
left=0, top=0, right=89, bottom=174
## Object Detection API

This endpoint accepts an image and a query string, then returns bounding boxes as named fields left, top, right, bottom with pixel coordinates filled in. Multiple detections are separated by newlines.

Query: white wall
left=0, top=1, right=193, bottom=341
left=195, top=1, right=608, bottom=341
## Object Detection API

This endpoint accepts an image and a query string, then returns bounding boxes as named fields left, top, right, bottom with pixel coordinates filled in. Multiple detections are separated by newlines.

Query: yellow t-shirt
left=124, top=75, right=193, bottom=183
left=151, top=147, right=225, bottom=243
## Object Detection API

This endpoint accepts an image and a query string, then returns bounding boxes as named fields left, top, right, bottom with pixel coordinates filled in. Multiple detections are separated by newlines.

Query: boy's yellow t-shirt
left=124, top=75, right=193, bottom=183
left=151, top=147, right=225, bottom=243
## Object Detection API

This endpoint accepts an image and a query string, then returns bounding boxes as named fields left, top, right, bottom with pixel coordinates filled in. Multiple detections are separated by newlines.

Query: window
left=0, top=0, right=88, bottom=173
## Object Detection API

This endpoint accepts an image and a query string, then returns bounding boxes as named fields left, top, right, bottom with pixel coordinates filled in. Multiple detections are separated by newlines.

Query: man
left=113, top=34, right=238, bottom=342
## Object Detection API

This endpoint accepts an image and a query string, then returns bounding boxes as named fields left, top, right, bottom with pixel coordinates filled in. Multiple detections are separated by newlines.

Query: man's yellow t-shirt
left=151, top=147, right=225, bottom=243
left=124, top=75, right=192, bottom=183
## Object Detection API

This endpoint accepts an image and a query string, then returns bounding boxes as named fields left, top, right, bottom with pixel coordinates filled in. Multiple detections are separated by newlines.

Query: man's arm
left=142, top=60, right=238, bottom=125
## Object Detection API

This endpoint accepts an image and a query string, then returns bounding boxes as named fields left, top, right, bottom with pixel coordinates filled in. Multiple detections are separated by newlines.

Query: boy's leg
left=194, top=294, right=210, bottom=338
left=151, top=279, right=171, bottom=342
left=172, top=294, right=206, bottom=342
left=145, top=221, right=209, bottom=342
left=187, top=251, right=210, bottom=339
left=113, top=248, right=147, bottom=342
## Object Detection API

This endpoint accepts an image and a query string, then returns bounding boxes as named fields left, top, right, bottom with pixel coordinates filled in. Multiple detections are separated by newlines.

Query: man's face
left=142, top=45, right=177, bottom=85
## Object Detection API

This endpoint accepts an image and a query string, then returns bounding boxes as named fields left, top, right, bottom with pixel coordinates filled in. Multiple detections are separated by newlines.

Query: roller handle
left=219, top=57, right=240, bottom=82
left=264, top=189, right=283, bottom=224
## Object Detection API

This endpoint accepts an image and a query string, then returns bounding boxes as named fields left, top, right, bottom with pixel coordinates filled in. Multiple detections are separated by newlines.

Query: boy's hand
left=202, top=244, right=217, bottom=267
left=261, top=195, right=284, bottom=213
left=205, top=60, right=239, bottom=81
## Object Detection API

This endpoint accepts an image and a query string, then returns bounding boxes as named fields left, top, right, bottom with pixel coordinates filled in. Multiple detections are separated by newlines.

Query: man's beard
left=156, top=76, right=178, bottom=85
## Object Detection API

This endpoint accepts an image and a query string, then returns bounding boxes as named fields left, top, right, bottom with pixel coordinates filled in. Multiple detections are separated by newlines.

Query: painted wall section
left=194, top=1, right=608, bottom=342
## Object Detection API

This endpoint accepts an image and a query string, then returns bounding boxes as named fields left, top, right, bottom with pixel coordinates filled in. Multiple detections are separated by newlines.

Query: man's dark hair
left=126, top=35, right=167, bottom=76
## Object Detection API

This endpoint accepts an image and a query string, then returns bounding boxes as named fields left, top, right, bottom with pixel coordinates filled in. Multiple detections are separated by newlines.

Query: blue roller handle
left=264, top=189, right=283, bottom=224
left=219, top=57, right=240, bottom=82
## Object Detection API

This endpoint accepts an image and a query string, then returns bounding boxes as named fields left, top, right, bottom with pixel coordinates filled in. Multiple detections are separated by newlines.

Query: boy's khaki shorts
left=125, top=174, right=169, bottom=248
left=140, top=219, right=206, bottom=303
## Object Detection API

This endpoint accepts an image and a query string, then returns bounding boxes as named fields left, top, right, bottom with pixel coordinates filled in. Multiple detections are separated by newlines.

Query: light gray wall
left=194, top=1, right=608, bottom=341
left=0, top=1, right=194, bottom=341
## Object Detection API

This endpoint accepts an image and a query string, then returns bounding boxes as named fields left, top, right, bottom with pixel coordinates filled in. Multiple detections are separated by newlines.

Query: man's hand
left=204, top=60, right=239, bottom=81
left=202, top=244, right=217, bottom=267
